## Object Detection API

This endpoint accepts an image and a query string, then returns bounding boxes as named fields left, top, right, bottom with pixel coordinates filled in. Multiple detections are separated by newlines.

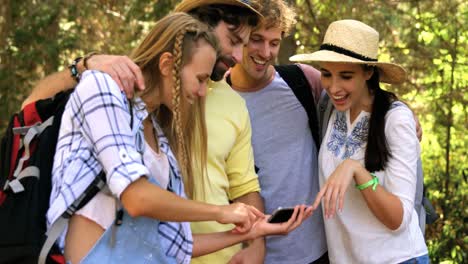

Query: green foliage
left=0, top=0, right=466, bottom=262
left=0, top=0, right=177, bottom=128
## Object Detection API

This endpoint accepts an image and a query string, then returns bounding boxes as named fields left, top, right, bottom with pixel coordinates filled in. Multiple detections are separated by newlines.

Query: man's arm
left=22, top=54, right=145, bottom=108
left=234, top=192, right=264, bottom=214
left=230, top=192, right=266, bottom=264
left=22, top=69, right=76, bottom=108
left=224, top=100, right=266, bottom=263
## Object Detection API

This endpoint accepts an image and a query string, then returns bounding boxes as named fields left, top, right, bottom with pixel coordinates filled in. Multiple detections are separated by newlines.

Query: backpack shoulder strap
left=39, top=95, right=135, bottom=264
left=50, top=96, right=134, bottom=211
left=38, top=172, right=106, bottom=264
left=318, top=91, right=334, bottom=140
left=274, top=64, right=320, bottom=148
left=0, top=114, right=16, bottom=189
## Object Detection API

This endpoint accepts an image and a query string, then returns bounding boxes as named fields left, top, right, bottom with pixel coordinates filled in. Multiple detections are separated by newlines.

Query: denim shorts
left=80, top=210, right=175, bottom=264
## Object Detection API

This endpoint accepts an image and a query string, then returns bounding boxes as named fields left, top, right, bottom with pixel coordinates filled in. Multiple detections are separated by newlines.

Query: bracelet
left=68, top=56, right=83, bottom=82
left=83, top=51, right=98, bottom=70
left=356, top=173, right=379, bottom=191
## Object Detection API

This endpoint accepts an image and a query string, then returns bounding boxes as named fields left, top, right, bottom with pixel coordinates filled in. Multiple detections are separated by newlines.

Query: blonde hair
left=255, top=0, right=296, bottom=36
left=130, top=12, right=219, bottom=198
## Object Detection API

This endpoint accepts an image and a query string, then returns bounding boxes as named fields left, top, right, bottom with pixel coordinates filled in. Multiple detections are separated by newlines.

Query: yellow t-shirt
left=191, top=80, right=260, bottom=263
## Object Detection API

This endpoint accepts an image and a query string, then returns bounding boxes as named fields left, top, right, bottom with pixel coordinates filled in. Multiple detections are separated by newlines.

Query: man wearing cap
left=227, top=1, right=329, bottom=263
left=23, top=1, right=267, bottom=263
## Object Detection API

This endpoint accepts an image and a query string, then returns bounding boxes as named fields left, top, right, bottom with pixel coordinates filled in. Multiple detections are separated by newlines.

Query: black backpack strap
left=129, top=99, right=134, bottom=129
left=38, top=172, right=106, bottom=264
left=0, top=114, right=15, bottom=189
left=274, top=64, right=320, bottom=148
left=318, top=91, right=334, bottom=140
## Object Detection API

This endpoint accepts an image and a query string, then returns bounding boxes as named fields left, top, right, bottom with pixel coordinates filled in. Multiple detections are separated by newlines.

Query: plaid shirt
left=47, top=70, right=192, bottom=263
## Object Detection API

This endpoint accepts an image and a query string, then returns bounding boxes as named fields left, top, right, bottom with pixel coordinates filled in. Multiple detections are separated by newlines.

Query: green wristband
left=356, top=173, right=379, bottom=191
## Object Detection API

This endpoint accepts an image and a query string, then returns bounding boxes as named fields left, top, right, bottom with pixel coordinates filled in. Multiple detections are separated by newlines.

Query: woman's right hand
left=217, top=203, right=264, bottom=233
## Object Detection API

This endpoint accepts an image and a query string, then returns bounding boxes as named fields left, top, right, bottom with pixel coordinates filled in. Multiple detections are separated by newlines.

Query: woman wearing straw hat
left=290, top=20, right=429, bottom=263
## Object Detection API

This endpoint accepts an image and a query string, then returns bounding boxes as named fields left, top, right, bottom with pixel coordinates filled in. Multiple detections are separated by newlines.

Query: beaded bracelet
left=356, top=173, right=379, bottom=191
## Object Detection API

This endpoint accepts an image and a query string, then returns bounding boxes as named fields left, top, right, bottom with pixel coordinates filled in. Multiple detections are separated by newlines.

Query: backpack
left=317, top=92, right=438, bottom=231
left=0, top=90, right=110, bottom=264
left=274, top=64, right=321, bottom=149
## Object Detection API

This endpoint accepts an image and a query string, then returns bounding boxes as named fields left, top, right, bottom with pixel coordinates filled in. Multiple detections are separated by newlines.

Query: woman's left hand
left=311, top=159, right=361, bottom=218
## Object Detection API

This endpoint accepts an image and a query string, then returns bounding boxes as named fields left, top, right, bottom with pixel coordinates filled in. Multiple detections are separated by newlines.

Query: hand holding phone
left=246, top=205, right=313, bottom=239
left=267, top=207, right=295, bottom=223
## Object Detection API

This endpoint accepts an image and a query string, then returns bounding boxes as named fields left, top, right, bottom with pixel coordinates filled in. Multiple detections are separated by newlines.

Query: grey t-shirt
left=236, top=71, right=327, bottom=264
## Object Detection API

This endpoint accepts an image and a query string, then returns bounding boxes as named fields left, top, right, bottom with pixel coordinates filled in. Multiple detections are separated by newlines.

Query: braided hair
left=130, top=12, right=219, bottom=198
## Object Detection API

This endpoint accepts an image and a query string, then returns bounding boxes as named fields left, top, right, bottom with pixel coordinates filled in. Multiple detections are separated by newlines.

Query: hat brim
left=290, top=50, right=407, bottom=85
left=175, top=0, right=262, bottom=18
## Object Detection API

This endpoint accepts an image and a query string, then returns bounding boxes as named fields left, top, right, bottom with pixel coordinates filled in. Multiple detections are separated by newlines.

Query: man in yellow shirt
left=166, top=3, right=266, bottom=262
left=191, top=79, right=262, bottom=263
left=23, top=1, right=266, bottom=263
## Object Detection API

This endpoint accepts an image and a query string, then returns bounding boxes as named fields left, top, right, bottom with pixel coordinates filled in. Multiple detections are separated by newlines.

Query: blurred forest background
left=0, top=0, right=466, bottom=262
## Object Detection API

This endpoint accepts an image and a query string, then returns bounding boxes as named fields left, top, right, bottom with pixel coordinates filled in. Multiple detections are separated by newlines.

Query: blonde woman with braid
left=46, top=13, right=309, bottom=264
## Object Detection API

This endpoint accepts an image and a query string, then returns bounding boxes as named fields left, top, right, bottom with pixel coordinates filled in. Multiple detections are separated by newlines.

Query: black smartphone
left=267, top=207, right=295, bottom=223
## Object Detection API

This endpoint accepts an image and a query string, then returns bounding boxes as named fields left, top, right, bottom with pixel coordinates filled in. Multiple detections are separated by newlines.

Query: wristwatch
left=68, top=56, right=83, bottom=82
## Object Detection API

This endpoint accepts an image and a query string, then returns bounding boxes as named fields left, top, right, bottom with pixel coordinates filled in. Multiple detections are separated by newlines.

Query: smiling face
left=320, top=62, right=374, bottom=119
left=180, top=39, right=217, bottom=104
left=161, top=39, right=217, bottom=110
left=210, top=21, right=251, bottom=81
left=240, top=26, right=282, bottom=84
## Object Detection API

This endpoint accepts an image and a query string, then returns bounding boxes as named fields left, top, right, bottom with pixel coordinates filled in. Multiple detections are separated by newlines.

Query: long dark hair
left=365, top=66, right=398, bottom=172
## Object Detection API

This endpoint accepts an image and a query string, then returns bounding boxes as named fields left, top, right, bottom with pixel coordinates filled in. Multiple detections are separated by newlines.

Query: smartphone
left=267, top=207, right=295, bottom=223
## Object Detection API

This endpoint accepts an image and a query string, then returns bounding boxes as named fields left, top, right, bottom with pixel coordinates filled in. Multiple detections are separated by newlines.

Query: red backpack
left=0, top=90, right=108, bottom=264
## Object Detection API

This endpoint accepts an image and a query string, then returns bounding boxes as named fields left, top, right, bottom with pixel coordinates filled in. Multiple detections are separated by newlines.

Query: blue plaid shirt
left=47, top=70, right=193, bottom=263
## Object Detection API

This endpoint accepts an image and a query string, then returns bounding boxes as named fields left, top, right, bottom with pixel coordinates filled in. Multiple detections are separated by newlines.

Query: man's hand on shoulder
left=22, top=54, right=146, bottom=109
left=87, top=55, right=145, bottom=98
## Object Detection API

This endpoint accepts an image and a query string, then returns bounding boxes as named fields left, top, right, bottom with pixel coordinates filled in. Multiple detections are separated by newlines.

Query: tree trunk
left=444, top=26, right=458, bottom=192
left=277, top=0, right=298, bottom=65
left=0, top=0, right=11, bottom=48
left=41, top=1, right=61, bottom=75
left=278, top=32, right=297, bottom=65
left=0, top=0, right=12, bottom=128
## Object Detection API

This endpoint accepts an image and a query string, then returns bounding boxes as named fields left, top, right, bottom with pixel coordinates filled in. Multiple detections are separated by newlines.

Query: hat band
left=320, top=44, right=377, bottom=62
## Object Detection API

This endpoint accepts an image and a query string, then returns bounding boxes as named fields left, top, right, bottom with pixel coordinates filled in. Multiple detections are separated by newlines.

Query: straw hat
left=290, top=19, right=406, bottom=84
left=175, top=0, right=262, bottom=17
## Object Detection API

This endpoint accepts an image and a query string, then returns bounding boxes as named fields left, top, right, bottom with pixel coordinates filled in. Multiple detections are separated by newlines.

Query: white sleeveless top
left=75, top=141, right=170, bottom=229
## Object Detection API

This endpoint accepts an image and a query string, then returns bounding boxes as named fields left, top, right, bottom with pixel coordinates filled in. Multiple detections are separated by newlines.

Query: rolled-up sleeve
left=383, top=106, right=420, bottom=232
left=71, top=71, right=149, bottom=198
